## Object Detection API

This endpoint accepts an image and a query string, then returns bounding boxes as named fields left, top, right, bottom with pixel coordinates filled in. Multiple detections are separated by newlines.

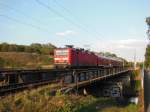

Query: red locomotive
left=54, top=45, right=123, bottom=68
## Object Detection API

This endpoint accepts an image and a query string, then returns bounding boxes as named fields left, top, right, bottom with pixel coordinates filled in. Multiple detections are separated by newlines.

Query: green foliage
left=0, top=57, right=4, bottom=68
left=145, top=44, right=150, bottom=69
left=98, top=52, right=128, bottom=66
left=125, top=61, right=134, bottom=67
left=98, top=52, right=117, bottom=57
left=100, top=104, right=138, bottom=112
left=131, top=70, right=140, bottom=80
left=130, top=80, right=141, bottom=94
left=0, top=42, right=56, bottom=55
left=56, top=90, right=63, bottom=97
left=136, top=62, right=144, bottom=69
left=133, top=80, right=141, bottom=91
left=130, top=70, right=141, bottom=96
left=0, top=83, right=140, bottom=112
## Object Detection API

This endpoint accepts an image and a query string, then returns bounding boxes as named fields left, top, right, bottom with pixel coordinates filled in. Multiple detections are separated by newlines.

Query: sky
left=0, top=0, right=149, bottom=62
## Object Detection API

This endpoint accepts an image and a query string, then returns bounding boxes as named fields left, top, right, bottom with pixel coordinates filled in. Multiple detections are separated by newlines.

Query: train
left=54, top=45, right=123, bottom=68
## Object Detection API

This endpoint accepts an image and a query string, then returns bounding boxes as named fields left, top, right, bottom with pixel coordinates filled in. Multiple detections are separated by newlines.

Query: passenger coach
left=54, top=46, right=123, bottom=68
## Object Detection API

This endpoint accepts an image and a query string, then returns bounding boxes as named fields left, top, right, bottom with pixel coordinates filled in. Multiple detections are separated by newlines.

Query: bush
left=0, top=42, right=56, bottom=55
left=133, top=80, right=141, bottom=92
left=130, top=70, right=140, bottom=80
left=0, top=57, right=4, bottom=68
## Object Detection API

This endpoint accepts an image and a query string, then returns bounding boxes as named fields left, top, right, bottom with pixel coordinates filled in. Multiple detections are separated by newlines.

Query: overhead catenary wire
left=0, top=0, right=102, bottom=48
left=0, top=2, right=73, bottom=43
left=35, top=0, right=89, bottom=33
left=35, top=0, right=103, bottom=40
left=0, top=2, right=77, bottom=44
left=0, top=14, right=75, bottom=45
left=53, top=0, right=105, bottom=40
left=0, top=14, right=51, bottom=34
left=0, top=2, right=47, bottom=26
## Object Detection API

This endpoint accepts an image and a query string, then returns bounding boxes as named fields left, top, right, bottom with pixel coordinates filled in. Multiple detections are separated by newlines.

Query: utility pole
left=146, top=17, right=150, bottom=42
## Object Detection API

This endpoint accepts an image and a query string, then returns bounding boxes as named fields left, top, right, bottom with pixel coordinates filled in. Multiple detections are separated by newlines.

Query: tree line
left=0, top=43, right=56, bottom=55
left=98, top=52, right=117, bottom=57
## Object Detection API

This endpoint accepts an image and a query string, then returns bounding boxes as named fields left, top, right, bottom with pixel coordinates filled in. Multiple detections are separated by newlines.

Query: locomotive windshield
left=55, top=49, right=68, bottom=56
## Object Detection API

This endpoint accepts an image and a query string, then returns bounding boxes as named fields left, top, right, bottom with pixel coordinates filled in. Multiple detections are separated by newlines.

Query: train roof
left=55, top=47, right=123, bottom=62
left=55, top=47, right=94, bottom=54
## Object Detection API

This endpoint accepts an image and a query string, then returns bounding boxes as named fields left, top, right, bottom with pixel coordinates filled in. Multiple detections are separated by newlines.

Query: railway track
left=0, top=67, right=129, bottom=97
left=0, top=68, right=71, bottom=74
left=0, top=68, right=80, bottom=96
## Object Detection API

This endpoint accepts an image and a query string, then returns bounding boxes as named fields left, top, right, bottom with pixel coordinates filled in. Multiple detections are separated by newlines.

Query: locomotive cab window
left=55, top=50, right=68, bottom=56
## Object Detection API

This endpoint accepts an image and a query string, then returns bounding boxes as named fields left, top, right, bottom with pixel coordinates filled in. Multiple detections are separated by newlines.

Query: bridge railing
left=62, top=66, right=130, bottom=86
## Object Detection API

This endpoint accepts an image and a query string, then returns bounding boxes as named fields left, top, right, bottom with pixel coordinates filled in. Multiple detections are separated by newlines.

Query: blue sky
left=0, top=0, right=149, bottom=61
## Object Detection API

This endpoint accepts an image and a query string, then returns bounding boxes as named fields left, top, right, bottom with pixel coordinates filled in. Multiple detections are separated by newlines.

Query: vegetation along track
left=0, top=80, right=59, bottom=97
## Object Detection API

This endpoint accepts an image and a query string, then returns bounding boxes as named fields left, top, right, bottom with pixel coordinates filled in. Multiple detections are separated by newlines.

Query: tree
left=17, top=45, right=25, bottom=52
left=98, top=52, right=117, bottom=57
left=0, top=43, right=9, bottom=52
left=30, top=43, right=42, bottom=54
left=24, top=46, right=34, bottom=53
left=0, top=57, right=4, bottom=68
left=41, top=43, right=56, bottom=55
left=8, top=44, right=17, bottom=51
left=0, top=42, right=56, bottom=54
left=145, top=45, right=150, bottom=68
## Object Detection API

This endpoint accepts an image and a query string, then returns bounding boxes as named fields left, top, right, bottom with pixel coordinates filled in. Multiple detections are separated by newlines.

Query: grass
left=0, top=52, right=53, bottom=69
left=0, top=69, right=143, bottom=112
left=0, top=84, right=58, bottom=112
left=76, top=97, right=138, bottom=112
left=0, top=83, right=139, bottom=112
left=129, top=69, right=142, bottom=96
left=131, top=69, right=141, bottom=80
left=99, top=104, right=138, bottom=112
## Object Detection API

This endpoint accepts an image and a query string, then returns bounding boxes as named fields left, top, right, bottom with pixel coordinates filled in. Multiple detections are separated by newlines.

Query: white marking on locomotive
left=54, top=57, right=68, bottom=60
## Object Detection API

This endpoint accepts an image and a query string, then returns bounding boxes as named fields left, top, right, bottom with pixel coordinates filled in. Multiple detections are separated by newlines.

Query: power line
left=0, top=2, right=73, bottom=42
left=35, top=0, right=103, bottom=40
left=0, top=14, right=50, bottom=33
left=0, top=2, right=74, bottom=43
left=0, top=1, right=103, bottom=48
left=35, top=0, right=89, bottom=32
left=53, top=0, right=104, bottom=39
left=0, top=14, right=74, bottom=43
left=0, top=2, right=47, bottom=26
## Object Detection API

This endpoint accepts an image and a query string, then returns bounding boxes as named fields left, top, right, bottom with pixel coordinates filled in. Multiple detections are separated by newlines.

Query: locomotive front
left=54, top=48, right=70, bottom=68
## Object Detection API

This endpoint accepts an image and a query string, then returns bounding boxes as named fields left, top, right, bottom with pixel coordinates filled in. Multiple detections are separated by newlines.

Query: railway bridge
left=0, top=67, right=132, bottom=97
left=60, top=67, right=132, bottom=97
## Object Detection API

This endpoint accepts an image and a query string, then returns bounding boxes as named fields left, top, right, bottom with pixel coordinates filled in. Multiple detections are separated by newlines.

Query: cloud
left=96, top=39, right=147, bottom=50
left=93, top=38, right=148, bottom=61
left=111, top=39, right=147, bottom=49
left=56, top=30, right=75, bottom=37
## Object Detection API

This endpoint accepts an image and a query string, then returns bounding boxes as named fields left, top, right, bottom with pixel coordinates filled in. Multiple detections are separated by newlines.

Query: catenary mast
left=146, top=17, right=150, bottom=42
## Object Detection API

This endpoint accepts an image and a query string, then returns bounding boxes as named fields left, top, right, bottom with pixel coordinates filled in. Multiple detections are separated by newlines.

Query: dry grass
left=138, top=89, right=144, bottom=112
left=131, top=69, right=144, bottom=112
left=0, top=84, right=97, bottom=112
left=0, top=52, right=53, bottom=68
left=0, top=86, right=140, bottom=112
left=0, top=69, right=143, bottom=112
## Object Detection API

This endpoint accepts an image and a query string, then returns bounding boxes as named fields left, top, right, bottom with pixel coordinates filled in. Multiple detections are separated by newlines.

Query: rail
left=0, top=67, right=130, bottom=96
